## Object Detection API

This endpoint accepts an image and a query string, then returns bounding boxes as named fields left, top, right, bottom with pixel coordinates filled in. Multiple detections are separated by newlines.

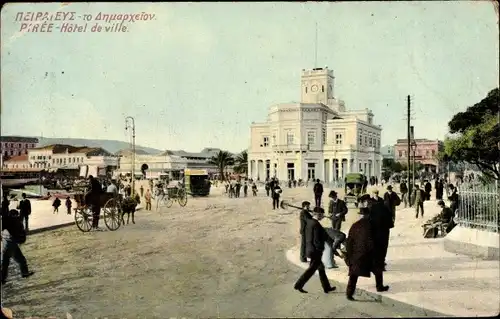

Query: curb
left=28, top=222, right=74, bottom=235
left=285, top=247, right=448, bottom=317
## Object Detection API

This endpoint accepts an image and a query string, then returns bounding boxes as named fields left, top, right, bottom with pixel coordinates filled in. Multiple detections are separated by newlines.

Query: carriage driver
left=88, top=175, right=104, bottom=231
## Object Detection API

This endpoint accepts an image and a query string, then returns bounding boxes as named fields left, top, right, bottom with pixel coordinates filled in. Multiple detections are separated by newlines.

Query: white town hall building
left=248, top=67, right=383, bottom=182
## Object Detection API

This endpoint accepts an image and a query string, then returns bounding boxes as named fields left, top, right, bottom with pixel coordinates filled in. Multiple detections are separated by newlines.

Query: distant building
left=2, top=155, right=30, bottom=170
left=1, top=136, right=39, bottom=158
left=394, top=139, right=444, bottom=172
left=248, top=67, right=383, bottom=182
left=115, top=148, right=229, bottom=179
left=380, top=145, right=395, bottom=160
left=22, top=144, right=118, bottom=176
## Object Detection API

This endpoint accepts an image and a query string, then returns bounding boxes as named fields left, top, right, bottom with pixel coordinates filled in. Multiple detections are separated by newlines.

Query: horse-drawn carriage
left=72, top=188, right=123, bottom=232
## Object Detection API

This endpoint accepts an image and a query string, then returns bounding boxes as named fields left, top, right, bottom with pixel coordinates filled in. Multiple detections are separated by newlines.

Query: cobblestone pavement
left=2, top=188, right=439, bottom=318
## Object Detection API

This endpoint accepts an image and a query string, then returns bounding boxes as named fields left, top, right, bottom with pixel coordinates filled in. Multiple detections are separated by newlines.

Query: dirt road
left=2, top=186, right=435, bottom=318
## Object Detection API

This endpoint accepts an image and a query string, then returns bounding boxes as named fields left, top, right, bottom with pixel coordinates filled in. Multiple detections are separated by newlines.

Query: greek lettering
left=15, top=12, right=23, bottom=21
left=116, top=14, right=123, bottom=21
left=35, top=12, right=43, bottom=21
left=134, top=14, right=140, bottom=21
left=42, top=12, right=51, bottom=21
left=54, top=12, right=63, bottom=21
left=83, top=14, right=92, bottom=21
left=95, top=12, right=102, bottom=20
left=24, top=12, right=33, bottom=21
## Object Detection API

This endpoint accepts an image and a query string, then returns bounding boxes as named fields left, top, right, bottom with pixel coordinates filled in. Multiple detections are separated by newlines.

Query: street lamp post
left=125, top=116, right=136, bottom=196
left=411, top=141, right=417, bottom=201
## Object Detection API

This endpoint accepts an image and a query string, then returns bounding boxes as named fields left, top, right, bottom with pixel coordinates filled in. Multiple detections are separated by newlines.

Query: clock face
left=311, top=85, right=319, bottom=92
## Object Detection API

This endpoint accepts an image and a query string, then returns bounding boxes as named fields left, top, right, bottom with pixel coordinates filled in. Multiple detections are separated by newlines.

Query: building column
left=330, top=158, right=335, bottom=183
left=324, top=159, right=329, bottom=183
left=347, top=157, right=351, bottom=174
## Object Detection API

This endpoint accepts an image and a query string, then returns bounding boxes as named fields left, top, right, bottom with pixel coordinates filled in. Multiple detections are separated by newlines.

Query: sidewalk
left=286, top=199, right=500, bottom=317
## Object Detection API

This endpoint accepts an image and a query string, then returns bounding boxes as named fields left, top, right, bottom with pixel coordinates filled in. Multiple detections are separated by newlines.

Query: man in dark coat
left=1, top=209, right=35, bottom=284
left=88, top=175, right=104, bottom=230
left=313, top=179, right=323, bottom=208
left=436, top=179, right=444, bottom=200
left=272, top=181, right=282, bottom=210
left=369, top=190, right=392, bottom=271
left=17, top=193, right=32, bottom=232
left=294, top=207, right=336, bottom=294
left=424, top=181, right=432, bottom=201
left=399, top=180, right=408, bottom=208
left=383, top=185, right=401, bottom=226
left=327, top=190, right=348, bottom=231
left=447, top=184, right=459, bottom=215
left=345, top=203, right=389, bottom=301
left=299, top=201, right=312, bottom=263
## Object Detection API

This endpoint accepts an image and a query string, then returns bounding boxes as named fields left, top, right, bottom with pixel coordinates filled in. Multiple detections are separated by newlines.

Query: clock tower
left=300, top=67, right=335, bottom=105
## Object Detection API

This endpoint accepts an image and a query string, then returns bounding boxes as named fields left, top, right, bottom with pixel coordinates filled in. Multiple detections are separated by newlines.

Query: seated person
left=423, top=200, right=455, bottom=237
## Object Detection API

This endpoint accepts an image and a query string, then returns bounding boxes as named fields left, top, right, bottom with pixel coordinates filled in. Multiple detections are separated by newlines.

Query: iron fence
left=455, top=182, right=500, bottom=233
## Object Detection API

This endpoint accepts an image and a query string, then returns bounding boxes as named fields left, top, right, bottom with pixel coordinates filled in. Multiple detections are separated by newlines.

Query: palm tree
left=233, top=150, right=248, bottom=175
left=208, top=150, right=234, bottom=181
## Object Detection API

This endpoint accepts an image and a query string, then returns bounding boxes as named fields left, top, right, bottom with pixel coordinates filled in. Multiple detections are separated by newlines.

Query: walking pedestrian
left=52, top=197, right=61, bottom=214
left=243, top=181, right=248, bottom=197
left=294, top=207, right=336, bottom=294
left=17, top=193, right=31, bottom=231
left=1, top=209, right=35, bottom=284
left=272, top=181, right=282, bottom=210
left=345, top=203, right=389, bottom=301
left=299, top=201, right=312, bottom=263
left=140, top=185, right=144, bottom=197
left=399, top=180, right=408, bottom=208
left=414, top=185, right=425, bottom=218
left=65, top=197, right=72, bottom=215
left=313, top=179, right=324, bottom=208
left=145, top=189, right=152, bottom=210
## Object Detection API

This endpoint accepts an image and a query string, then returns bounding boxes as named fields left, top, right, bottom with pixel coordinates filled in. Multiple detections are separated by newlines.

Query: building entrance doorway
left=287, top=163, right=295, bottom=181
left=307, top=163, right=316, bottom=180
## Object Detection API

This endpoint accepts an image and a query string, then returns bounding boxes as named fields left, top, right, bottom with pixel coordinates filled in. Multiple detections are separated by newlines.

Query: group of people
left=224, top=179, right=251, bottom=198
left=294, top=185, right=401, bottom=300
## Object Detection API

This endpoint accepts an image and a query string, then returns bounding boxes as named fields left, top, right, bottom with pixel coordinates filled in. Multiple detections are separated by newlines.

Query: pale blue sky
left=1, top=2, right=498, bottom=153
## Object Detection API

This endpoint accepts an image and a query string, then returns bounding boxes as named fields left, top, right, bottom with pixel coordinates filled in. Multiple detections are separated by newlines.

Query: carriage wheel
left=178, top=190, right=188, bottom=207
left=103, top=198, right=121, bottom=231
left=156, top=195, right=168, bottom=211
left=74, top=207, right=93, bottom=232
left=165, top=198, right=174, bottom=208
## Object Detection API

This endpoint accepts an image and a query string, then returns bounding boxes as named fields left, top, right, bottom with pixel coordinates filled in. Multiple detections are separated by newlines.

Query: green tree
left=208, top=150, right=235, bottom=181
left=441, top=88, right=500, bottom=180
left=233, top=150, right=248, bottom=175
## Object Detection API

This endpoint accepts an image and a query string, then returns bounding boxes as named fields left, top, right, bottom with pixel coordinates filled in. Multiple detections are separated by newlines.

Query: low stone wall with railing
left=455, top=182, right=499, bottom=233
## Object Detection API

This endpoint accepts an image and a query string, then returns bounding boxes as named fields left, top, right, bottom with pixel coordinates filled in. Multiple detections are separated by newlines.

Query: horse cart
left=73, top=189, right=123, bottom=232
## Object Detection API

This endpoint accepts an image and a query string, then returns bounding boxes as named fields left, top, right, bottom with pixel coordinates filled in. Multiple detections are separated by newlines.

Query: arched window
left=322, top=85, right=324, bottom=92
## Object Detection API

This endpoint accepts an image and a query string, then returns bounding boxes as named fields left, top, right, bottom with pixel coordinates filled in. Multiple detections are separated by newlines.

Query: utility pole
left=125, top=116, right=136, bottom=196
left=407, top=95, right=412, bottom=205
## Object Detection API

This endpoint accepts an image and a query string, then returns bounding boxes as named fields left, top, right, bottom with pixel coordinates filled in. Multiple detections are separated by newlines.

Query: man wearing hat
left=294, top=207, right=336, bottom=294
left=327, top=190, right=348, bottom=231
left=370, top=189, right=393, bottom=272
left=383, top=185, right=401, bottom=225
left=345, top=203, right=389, bottom=301
left=299, top=201, right=312, bottom=263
